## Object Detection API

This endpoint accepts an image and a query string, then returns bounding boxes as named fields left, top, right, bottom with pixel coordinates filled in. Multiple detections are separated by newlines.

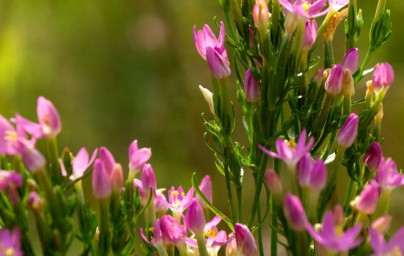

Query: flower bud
left=199, top=85, right=215, bottom=115
left=92, top=159, right=111, bottom=199
left=264, top=169, right=283, bottom=198
left=325, top=64, right=343, bottom=95
left=99, top=147, right=115, bottom=175
left=284, top=193, right=308, bottom=231
left=141, top=163, right=156, bottom=193
left=234, top=223, right=257, bottom=256
left=310, top=159, right=327, bottom=192
left=226, top=238, right=238, bottom=256
left=302, top=20, right=317, bottom=51
left=28, top=192, right=45, bottom=213
left=296, top=154, right=313, bottom=187
left=196, top=175, right=212, bottom=209
left=128, top=140, right=151, bottom=173
left=342, top=69, right=355, bottom=97
left=372, top=62, right=394, bottom=92
left=253, top=0, right=271, bottom=33
left=37, top=96, right=61, bottom=137
left=351, top=183, right=380, bottom=215
left=332, top=205, right=344, bottom=226
left=18, top=139, right=45, bottom=173
left=160, top=215, right=186, bottom=245
left=342, top=48, right=359, bottom=73
left=206, top=46, right=231, bottom=79
left=371, top=215, right=391, bottom=235
left=110, top=163, right=123, bottom=193
left=244, top=69, right=260, bottom=103
left=363, top=142, right=383, bottom=170
left=193, top=22, right=225, bottom=61
left=284, top=13, right=298, bottom=35
left=186, top=199, right=206, bottom=233
left=337, top=113, right=358, bottom=148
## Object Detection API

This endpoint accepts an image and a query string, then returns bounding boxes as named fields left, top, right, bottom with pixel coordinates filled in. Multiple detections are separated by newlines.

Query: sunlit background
left=1, top=0, right=404, bottom=253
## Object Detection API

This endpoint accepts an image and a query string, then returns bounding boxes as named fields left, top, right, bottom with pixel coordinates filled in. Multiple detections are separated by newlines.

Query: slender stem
left=99, top=199, right=110, bottom=255
left=257, top=202, right=264, bottom=256
left=354, top=48, right=373, bottom=82
left=46, top=136, right=62, bottom=183
left=343, top=179, right=354, bottom=213
left=270, top=198, right=278, bottom=256
left=196, top=232, right=209, bottom=256
left=237, top=186, right=242, bottom=222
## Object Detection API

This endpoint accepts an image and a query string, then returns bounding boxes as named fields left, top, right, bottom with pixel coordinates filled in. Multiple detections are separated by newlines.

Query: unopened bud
left=284, top=13, right=298, bottom=35
left=199, top=85, right=214, bottom=115
left=375, top=104, right=383, bottom=125
left=371, top=215, right=391, bottom=235
left=363, top=142, right=383, bottom=171
left=284, top=193, right=308, bottom=231
left=302, top=20, right=317, bottom=51
left=28, top=192, right=45, bottom=213
left=325, top=64, right=343, bottom=95
left=337, top=113, right=358, bottom=148
left=110, top=163, right=124, bottom=193
left=253, top=0, right=271, bottom=33
left=372, top=62, right=394, bottom=92
left=351, top=183, right=380, bottom=215
left=342, top=69, right=355, bottom=97
left=264, top=169, right=282, bottom=200
left=244, top=69, right=260, bottom=103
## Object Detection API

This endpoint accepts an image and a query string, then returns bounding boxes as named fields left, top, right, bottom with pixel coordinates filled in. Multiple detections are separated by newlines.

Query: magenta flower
left=244, top=69, right=260, bottom=103
left=371, top=215, right=392, bottom=235
left=307, top=210, right=363, bottom=252
left=374, top=158, right=404, bottom=190
left=234, top=223, right=257, bottom=256
left=337, top=113, right=359, bottom=148
left=342, top=48, right=359, bottom=73
left=140, top=218, right=163, bottom=246
left=0, top=171, right=23, bottom=204
left=128, top=140, right=151, bottom=172
left=370, top=227, right=404, bottom=256
left=302, top=20, right=317, bottom=50
left=18, top=139, right=45, bottom=173
left=196, top=175, right=212, bottom=209
left=164, top=186, right=194, bottom=215
left=363, top=142, right=383, bottom=170
left=186, top=199, right=206, bottom=233
left=60, top=147, right=98, bottom=180
left=372, top=62, right=394, bottom=92
left=193, top=22, right=231, bottom=79
left=284, top=193, right=308, bottom=231
left=325, top=64, right=344, bottom=95
left=0, top=115, right=29, bottom=155
left=259, top=129, right=314, bottom=168
left=99, top=147, right=116, bottom=175
left=351, top=182, right=380, bottom=215
left=264, top=169, right=283, bottom=196
left=278, top=0, right=329, bottom=19
left=16, top=96, right=61, bottom=138
left=160, top=215, right=187, bottom=246
left=296, top=154, right=327, bottom=192
left=110, top=163, right=124, bottom=193
left=92, top=159, right=111, bottom=199
left=141, top=163, right=156, bottom=193
left=0, top=227, right=23, bottom=256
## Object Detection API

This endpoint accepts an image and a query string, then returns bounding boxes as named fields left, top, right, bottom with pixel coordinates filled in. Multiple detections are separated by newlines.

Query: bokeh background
left=1, top=0, right=404, bottom=253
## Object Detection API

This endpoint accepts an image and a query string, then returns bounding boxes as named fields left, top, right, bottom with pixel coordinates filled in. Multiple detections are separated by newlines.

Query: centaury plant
left=0, top=0, right=402, bottom=255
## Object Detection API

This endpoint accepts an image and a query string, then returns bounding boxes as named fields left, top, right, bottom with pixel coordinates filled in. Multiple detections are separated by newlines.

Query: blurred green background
left=1, top=0, right=404, bottom=251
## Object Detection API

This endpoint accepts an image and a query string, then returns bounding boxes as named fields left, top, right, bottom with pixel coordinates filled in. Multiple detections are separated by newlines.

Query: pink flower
left=244, top=69, right=260, bottom=103
left=363, top=142, right=383, bottom=170
left=16, top=96, right=61, bottom=138
left=140, top=219, right=163, bottom=246
left=18, top=139, right=45, bottom=173
left=60, top=147, right=98, bottom=180
left=128, top=140, right=151, bottom=172
left=0, top=171, right=23, bottom=204
left=259, top=129, right=314, bottom=168
left=372, top=62, right=394, bottom=92
left=284, top=193, right=308, bottom=231
left=234, top=223, right=257, bottom=256
left=342, top=48, right=359, bottom=73
left=278, top=0, right=329, bottom=19
left=92, top=159, right=111, bottom=199
left=296, top=154, right=327, bottom=191
left=302, top=20, right=317, bottom=50
left=307, top=210, right=362, bottom=252
left=196, top=175, right=212, bottom=209
left=186, top=199, right=206, bottom=233
left=370, top=227, right=404, bottom=255
left=0, top=115, right=30, bottom=155
left=337, top=113, right=359, bottom=148
left=253, top=0, right=271, bottom=32
left=0, top=227, right=23, bottom=256
left=351, top=182, right=380, bottom=215
left=160, top=215, right=187, bottom=246
left=374, top=158, right=404, bottom=190
left=325, top=64, right=344, bottom=95
left=164, top=186, right=194, bottom=215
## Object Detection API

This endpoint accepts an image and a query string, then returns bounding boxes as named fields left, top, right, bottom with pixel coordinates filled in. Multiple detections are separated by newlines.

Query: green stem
left=354, top=48, right=373, bottom=82
left=343, top=179, right=354, bottom=213
left=196, top=232, right=209, bottom=256
left=270, top=198, right=278, bottom=256
left=98, top=199, right=110, bottom=255
left=46, top=136, right=62, bottom=183
left=257, top=202, right=264, bottom=256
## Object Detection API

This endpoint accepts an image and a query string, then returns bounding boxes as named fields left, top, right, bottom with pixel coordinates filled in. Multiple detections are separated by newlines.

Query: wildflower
left=99, top=147, right=116, bottom=175
left=244, top=69, right=260, bottom=103
left=0, top=227, right=23, bottom=256
left=337, top=113, right=358, bottom=148
left=234, top=223, right=257, bottom=256
left=92, top=159, right=111, bottom=199
left=165, top=186, right=194, bottom=215
left=259, top=129, right=314, bottom=169
left=374, top=158, right=404, bottom=190
left=110, top=163, right=124, bottom=193
left=372, top=62, right=394, bottom=92
left=307, top=210, right=363, bottom=252
left=0, top=171, right=23, bottom=204
left=325, top=64, right=344, bottom=95
left=284, top=193, right=308, bottom=231
left=60, top=147, right=98, bottom=180
left=196, top=175, right=212, bottom=209
left=18, top=139, right=45, bottom=173
left=363, top=142, right=383, bottom=170
left=16, top=96, right=61, bottom=138
left=342, top=48, right=359, bottom=73
left=278, top=0, right=330, bottom=19
left=186, top=199, right=206, bottom=234
left=370, top=227, right=404, bottom=255
left=160, top=215, right=187, bottom=246
left=142, top=163, right=156, bottom=194
left=302, top=20, right=317, bottom=50
left=264, top=169, right=283, bottom=198
left=28, top=192, right=45, bottom=213
left=0, top=115, right=28, bottom=155
left=371, top=215, right=392, bottom=235
left=140, top=219, right=163, bottom=246
left=350, top=182, right=380, bottom=215
left=253, top=0, right=271, bottom=33
left=128, top=140, right=151, bottom=173
left=206, top=47, right=231, bottom=79
left=296, top=154, right=327, bottom=192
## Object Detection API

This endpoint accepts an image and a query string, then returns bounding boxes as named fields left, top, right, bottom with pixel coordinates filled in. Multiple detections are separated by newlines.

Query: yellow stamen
left=4, top=130, right=17, bottom=142
left=170, top=190, right=179, bottom=198
left=205, top=228, right=218, bottom=238
left=302, top=1, right=311, bottom=13
left=5, top=248, right=15, bottom=256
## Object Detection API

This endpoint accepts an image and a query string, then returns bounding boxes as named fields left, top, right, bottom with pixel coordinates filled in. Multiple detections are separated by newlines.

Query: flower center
left=334, top=226, right=344, bottom=238
left=4, top=248, right=15, bottom=256
left=205, top=227, right=218, bottom=238
left=389, top=246, right=402, bottom=256
left=4, top=130, right=17, bottom=142
left=302, top=1, right=311, bottom=13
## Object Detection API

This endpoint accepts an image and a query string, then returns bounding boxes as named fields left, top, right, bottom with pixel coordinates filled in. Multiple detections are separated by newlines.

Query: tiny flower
left=16, top=96, right=61, bottom=138
left=18, top=139, right=45, bottom=173
left=307, top=210, right=362, bottom=252
left=186, top=199, right=206, bottom=234
left=371, top=215, right=392, bottom=235
left=0, top=115, right=27, bottom=155
left=253, top=0, right=271, bottom=32
left=302, top=20, right=317, bottom=50
left=337, top=113, right=359, bottom=148
left=193, top=22, right=225, bottom=61
left=325, top=64, right=344, bottom=95
left=363, top=142, right=383, bottom=170
left=28, top=192, right=45, bottom=213
left=0, top=227, right=23, bottom=256
left=61, top=147, right=98, bottom=180
left=160, top=215, right=187, bottom=245
left=128, top=140, right=151, bottom=173
left=278, top=0, right=330, bottom=19
left=370, top=227, right=404, bottom=255
left=196, top=175, right=212, bottom=209
left=141, top=163, right=156, bottom=193
left=264, top=169, right=283, bottom=197
left=110, top=163, right=124, bottom=193
left=235, top=223, right=257, bottom=256
left=372, top=62, right=394, bottom=92
left=342, top=48, right=359, bottom=73
left=206, top=46, right=231, bottom=79
left=374, top=158, right=404, bottom=190
left=284, top=193, right=308, bottom=231
left=140, top=219, right=163, bottom=246
left=165, top=186, right=194, bottom=215
left=351, top=182, right=380, bottom=215
left=244, top=69, right=260, bottom=103
left=92, top=159, right=111, bottom=199
left=0, top=171, right=23, bottom=204
left=99, top=147, right=115, bottom=175
left=198, top=85, right=215, bottom=115
left=310, top=158, right=327, bottom=191
left=259, top=129, right=314, bottom=169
